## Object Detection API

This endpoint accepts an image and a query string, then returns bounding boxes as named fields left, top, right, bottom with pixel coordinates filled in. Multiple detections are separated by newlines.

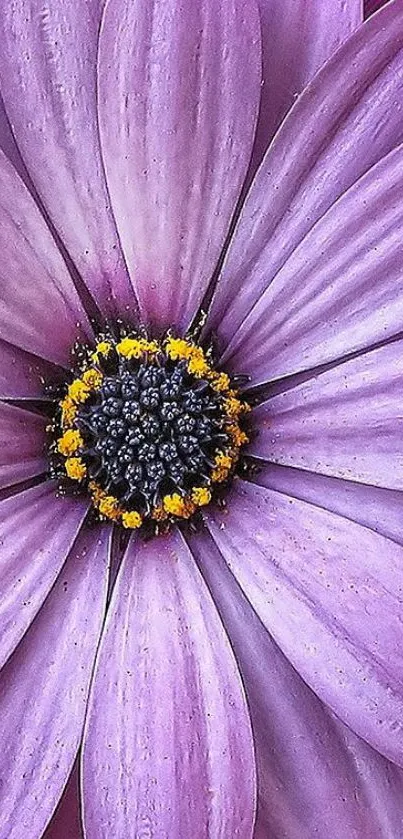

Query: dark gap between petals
left=0, top=473, right=47, bottom=503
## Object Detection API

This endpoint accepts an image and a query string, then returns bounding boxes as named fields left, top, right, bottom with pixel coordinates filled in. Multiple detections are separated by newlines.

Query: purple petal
left=97, top=0, right=261, bottom=333
left=207, top=2, right=403, bottom=350
left=204, top=480, right=403, bottom=766
left=251, top=340, right=403, bottom=491
left=0, top=482, right=89, bottom=670
left=0, top=402, right=48, bottom=488
left=0, top=1, right=136, bottom=317
left=82, top=530, right=256, bottom=839
left=0, top=522, right=110, bottom=839
left=253, top=462, right=403, bottom=549
left=0, top=150, right=92, bottom=367
left=365, top=0, right=389, bottom=16
left=222, top=142, right=403, bottom=384
left=0, top=340, right=63, bottom=400
left=190, top=527, right=403, bottom=839
left=251, top=0, right=361, bottom=174
left=44, top=765, right=84, bottom=839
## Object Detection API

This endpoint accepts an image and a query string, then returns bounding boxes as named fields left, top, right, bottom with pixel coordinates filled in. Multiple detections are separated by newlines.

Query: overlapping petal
left=251, top=0, right=361, bottom=174
left=190, top=528, right=403, bottom=839
left=0, top=402, right=48, bottom=488
left=251, top=340, right=403, bottom=491
left=222, top=142, right=403, bottom=384
left=0, top=523, right=110, bottom=839
left=207, top=1, right=403, bottom=350
left=204, top=480, right=403, bottom=767
left=97, top=0, right=261, bottom=333
left=253, top=462, right=403, bottom=549
left=0, top=150, right=92, bottom=367
left=44, top=765, right=83, bottom=839
left=0, top=482, right=89, bottom=670
left=82, top=530, right=256, bottom=839
left=0, top=0, right=135, bottom=317
left=0, top=340, right=62, bottom=400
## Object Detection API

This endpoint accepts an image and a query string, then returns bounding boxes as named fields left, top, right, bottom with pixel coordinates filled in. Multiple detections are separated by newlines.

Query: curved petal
left=223, top=142, right=403, bottom=384
left=252, top=462, right=403, bottom=549
left=44, top=763, right=84, bottom=839
left=251, top=340, right=403, bottom=491
left=0, top=482, right=89, bottom=671
left=0, top=402, right=48, bottom=489
left=204, top=480, right=403, bottom=767
left=189, top=527, right=403, bottom=839
left=207, top=1, right=403, bottom=349
left=98, top=0, right=261, bottom=333
left=0, top=339, right=63, bottom=400
left=365, top=0, right=390, bottom=16
left=0, top=150, right=92, bottom=367
left=0, top=0, right=136, bottom=317
left=0, top=522, right=110, bottom=839
left=251, top=0, right=361, bottom=174
left=82, top=529, right=256, bottom=839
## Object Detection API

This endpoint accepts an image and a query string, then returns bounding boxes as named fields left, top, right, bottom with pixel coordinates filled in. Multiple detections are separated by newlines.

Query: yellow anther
left=162, top=492, right=196, bottom=519
left=65, top=457, right=87, bottom=481
left=151, top=504, right=168, bottom=522
left=211, top=451, right=234, bottom=483
left=57, top=429, right=83, bottom=456
left=122, top=510, right=143, bottom=529
left=97, top=494, right=121, bottom=521
left=228, top=423, right=249, bottom=447
left=141, top=339, right=160, bottom=354
left=82, top=368, right=103, bottom=390
left=91, top=341, right=112, bottom=362
left=187, top=346, right=210, bottom=378
left=60, top=396, right=77, bottom=428
left=68, top=378, right=91, bottom=404
left=223, top=397, right=244, bottom=418
left=116, top=337, right=144, bottom=358
left=191, top=486, right=212, bottom=507
left=210, top=372, right=231, bottom=392
left=165, top=337, right=192, bottom=360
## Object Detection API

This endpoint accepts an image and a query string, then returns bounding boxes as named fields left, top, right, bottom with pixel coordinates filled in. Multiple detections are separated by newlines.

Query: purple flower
left=0, top=0, right=403, bottom=837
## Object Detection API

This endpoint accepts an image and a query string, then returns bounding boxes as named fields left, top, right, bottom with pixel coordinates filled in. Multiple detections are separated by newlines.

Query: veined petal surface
left=204, top=480, right=403, bottom=767
left=0, top=0, right=135, bottom=316
left=0, top=523, right=110, bottom=839
left=0, top=402, right=47, bottom=488
left=82, top=529, right=256, bottom=839
left=98, top=0, right=261, bottom=332
left=207, top=2, right=403, bottom=350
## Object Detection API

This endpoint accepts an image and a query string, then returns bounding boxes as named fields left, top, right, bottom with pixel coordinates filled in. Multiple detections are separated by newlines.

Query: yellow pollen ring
left=122, top=510, right=143, bottom=529
left=65, top=456, right=87, bottom=481
left=91, top=340, right=112, bottom=362
left=57, top=429, right=83, bottom=456
left=191, top=487, right=212, bottom=507
left=162, top=493, right=196, bottom=519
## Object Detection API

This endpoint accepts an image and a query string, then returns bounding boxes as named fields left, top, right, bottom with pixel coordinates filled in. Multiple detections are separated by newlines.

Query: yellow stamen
left=151, top=504, right=168, bottom=522
left=211, top=451, right=234, bottom=483
left=228, top=423, right=249, bottom=447
left=57, top=429, right=83, bottom=456
left=82, top=368, right=103, bottom=390
left=68, top=379, right=91, bottom=404
left=210, top=372, right=231, bottom=392
left=165, top=337, right=192, bottom=361
left=162, top=492, right=196, bottom=519
left=65, top=456, right=87, bottom=481
left=191, top=486, right=212, bottom=507
left=91, top=341, right=112, bottom=362
left=187, top=347, right=210, bottom=378
left=98, top=495, right=121, bottom=521
left=122, top=510, right=143, bottom=529
left=60, top=396, right=77, bottom=428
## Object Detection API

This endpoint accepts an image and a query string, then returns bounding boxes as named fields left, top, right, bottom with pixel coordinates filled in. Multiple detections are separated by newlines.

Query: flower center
left=52, top=333, right=250, bottom=530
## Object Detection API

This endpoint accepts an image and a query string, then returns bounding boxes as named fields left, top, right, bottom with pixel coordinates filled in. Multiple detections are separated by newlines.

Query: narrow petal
left=251, top=0, right=361, bottom=173
left=0, top=340, right=62, bottom=400
left=97, top=0, right=261, bottom=332
left=0, top=0, right=135, bottom=316
left=0, top=523, right=110, bottom=839
left=0, top=482, right=89, bottom=670
left=82, top=529, right=256, bottom=839
left=223, top=142, right=403, bottom=384
left=204, top=480, right=403, bottom=766
left=207, top=2, right=403, bottom=349
left=44, top=764, right=84, bottom=839
left=251, top=340, right=403, bottom=491
left=0, top=402, right=48, bottom=488
left=0, top=150, right=92, bottom=367
left=253, top=462, right=403, bottom=549
left=189, top=527, right=403, bottom=839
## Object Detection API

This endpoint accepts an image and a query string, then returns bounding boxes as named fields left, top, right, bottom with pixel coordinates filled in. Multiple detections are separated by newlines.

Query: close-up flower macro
left=1, top=0, right=403, bottom=836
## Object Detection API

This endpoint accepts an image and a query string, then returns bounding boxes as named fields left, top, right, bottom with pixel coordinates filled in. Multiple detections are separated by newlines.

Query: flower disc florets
left=52, top=332, right=250, bottom=531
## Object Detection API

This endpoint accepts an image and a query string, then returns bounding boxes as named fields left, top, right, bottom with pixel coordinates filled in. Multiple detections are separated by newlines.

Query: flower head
left=0, top=0, right=402, bottom=837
